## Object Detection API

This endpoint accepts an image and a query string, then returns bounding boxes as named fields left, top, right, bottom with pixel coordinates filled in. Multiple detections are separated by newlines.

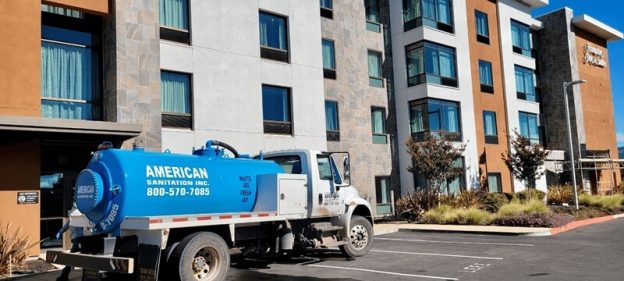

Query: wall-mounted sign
left=583, top=43, right=606, bottom=67
left=17, top=192, right=39, bottom=204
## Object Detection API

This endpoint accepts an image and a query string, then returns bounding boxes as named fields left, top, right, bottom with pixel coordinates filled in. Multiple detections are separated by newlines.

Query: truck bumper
left=46, top=251, right=135, bottom=274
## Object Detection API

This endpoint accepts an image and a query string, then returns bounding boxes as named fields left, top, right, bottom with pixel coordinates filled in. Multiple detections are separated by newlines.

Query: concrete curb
left=528, top=213, right=624, bottom=236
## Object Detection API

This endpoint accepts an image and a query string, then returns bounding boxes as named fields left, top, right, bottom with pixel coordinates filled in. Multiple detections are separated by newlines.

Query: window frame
left=262, top=84, right=293, bottom=135
left=160, top=70, right=193, bottom=129
left=487, top=173, right=502, bottom=193
left=259, top=11, right=290, bottom=63
left=371, top=106, right=387, bottom=144
left=475, top=10, right=489, bottom=44
left=518, top=111, right=541, bottom=144
left=322, top=38, right=336, bottom=79
left=514, top=65, right=537, bottom=102
left=409, top=98, right=462, bottom=142
left=375, top=176, right=393, bottom=215
left=413, top=157, right=465, bottom=194
left=479, top=59, right=494, bottom=93
left=365, top=0, right=382, bottom=32
left=325, top=100, right=340, bottom=141
left=406, top=41, right=458, bottom=88
left=368, top=50, right=384, bottom=88
left=402, top=0, right=454, bottom=33
left=159, top=0, right=191, bottom=44
left=511, top=19, right=532, bottom=57
left=483, top=110, right=498, bottom=144
left=320, top=0, right=333, bottom=19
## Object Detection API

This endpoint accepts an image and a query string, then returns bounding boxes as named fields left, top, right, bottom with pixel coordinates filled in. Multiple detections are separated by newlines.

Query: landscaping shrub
left=579, top=194, right=624, bottom=209
left=547, top=185, right=574, bottom=205
left=493, top=213, right=574, bottom=228
left=613, top=182, right=624, bottom=195
left=516, top=189, right=546, bottom=202
left=0, top=222, right=37, bottom=276
left=422, top=206, right=493, bottom=225
left=395, top=189, right=440, bottom=221
left=479, top=193, right=509, bottom=213
left=497, top=200, right=550, bottom=217
left=455, top=190, right=483, bottom=209
left=503, top=192, right=518, bottom=202
left=551, top=206, right=613, bottom=220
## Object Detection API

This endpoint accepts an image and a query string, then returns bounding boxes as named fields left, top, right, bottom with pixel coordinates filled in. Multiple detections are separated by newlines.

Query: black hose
left=211, top=140, right=240, bottom=158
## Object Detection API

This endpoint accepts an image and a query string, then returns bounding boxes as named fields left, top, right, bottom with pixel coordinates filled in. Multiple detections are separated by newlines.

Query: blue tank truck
left=46, top=140, right=374, bottom=281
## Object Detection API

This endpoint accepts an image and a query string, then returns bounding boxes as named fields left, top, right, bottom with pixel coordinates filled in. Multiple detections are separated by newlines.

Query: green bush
left=579, top=194, right=624, bottom=209
left=547, top=185, right=574, bottom=205
left=516, top=189, right=546, bottom=202
left=422, top=206, right=494, bottom=225
left=0, top=222, right=37, bottom=276
left=497, top=200, right=551, bottom=217
left=455, top=190, right=483, bottom=209
left=457, top=208, right=495, bottom=225
left=480, top=193, right=510, bottom=213
left=395, top=189, right=441, bottom=221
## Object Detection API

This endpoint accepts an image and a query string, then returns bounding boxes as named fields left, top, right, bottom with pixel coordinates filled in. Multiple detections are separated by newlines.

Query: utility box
left=256, top=174, right=307, bottom=215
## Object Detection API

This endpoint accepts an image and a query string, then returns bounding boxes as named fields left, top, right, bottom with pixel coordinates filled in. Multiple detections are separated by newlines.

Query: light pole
left=563, top=79, right=586, bottom=210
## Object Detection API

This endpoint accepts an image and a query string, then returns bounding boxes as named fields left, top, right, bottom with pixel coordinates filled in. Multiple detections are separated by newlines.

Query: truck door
left=314, top=154, right=345, bottom=216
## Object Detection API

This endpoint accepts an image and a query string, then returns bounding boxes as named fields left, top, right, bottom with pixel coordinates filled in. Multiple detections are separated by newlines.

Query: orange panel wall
left=0, top=0, right=42, bottom=117
left=0, top=141, right=41, bottom=256
left=466, top=0, right=514, bottom=192
left=575, top=29, right=621, bottom=188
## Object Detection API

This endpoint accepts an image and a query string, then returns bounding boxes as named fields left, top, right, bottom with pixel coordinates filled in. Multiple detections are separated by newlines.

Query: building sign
left=583, top=43, right=606, bottom=67
left=17, top=192, right=39, bottom=204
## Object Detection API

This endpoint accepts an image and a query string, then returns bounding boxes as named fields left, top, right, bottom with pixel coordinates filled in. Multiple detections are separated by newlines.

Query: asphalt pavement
left=14, top=218, right=624, bottom=281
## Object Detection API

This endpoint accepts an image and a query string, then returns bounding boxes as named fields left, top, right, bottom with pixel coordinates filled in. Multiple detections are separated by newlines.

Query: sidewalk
left=374, top=213, right=624, bottom=237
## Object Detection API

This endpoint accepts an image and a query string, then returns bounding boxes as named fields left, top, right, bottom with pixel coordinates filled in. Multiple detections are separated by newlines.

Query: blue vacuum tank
left=74, top=140, right=282, bottom=234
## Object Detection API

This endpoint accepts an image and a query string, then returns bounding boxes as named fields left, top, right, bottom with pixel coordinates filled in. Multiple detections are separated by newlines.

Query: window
left=159, top=0, right=190, bottom=44
left=375, top=177, right=393, bottom=215
left=259, top=12, right=289, bottom=63
left=368, top=51, right=384, bottom=87
left=365, top=0, right=381, bottom=32
left=475, top=10, right=489, bottom=44
left=320, top=0, right=333, bottom=19
left=161, top=71, right=192, bottom=128
left=403, top=0, right=454, bottom=33
left=410, top=98, right=461, bottom=142
left=262, top=85, right=292, bottom=134
left=515, top=65, right=536, bottom=102
left=41, top=6, right=101, bottom=121
left=487, top=173, right=502, bottom=193
left=483, top=111, right=498, bottom=144
left=371, top=107, right=387, bottom=144
left=519, top=111, right=541, bottom=144
left=322, top=39, right=336, bottom=79
left=265, top=156, right=302, bottom=174
left=406, top=41, right=457, bottom=87
left=511, top=20, right=531, bottom=57
left=479, top=60, right=493, bottom=93
left=413, top=157, right=465, bottom=194
left=325, top=100, right=340, bottom=141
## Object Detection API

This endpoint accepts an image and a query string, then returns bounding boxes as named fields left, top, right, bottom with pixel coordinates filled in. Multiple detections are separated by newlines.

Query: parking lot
left=18, top=219, right=624, bottom=281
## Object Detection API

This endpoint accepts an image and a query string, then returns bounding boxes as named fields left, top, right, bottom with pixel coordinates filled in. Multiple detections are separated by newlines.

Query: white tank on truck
left=47, top=140, right=374, bottom=281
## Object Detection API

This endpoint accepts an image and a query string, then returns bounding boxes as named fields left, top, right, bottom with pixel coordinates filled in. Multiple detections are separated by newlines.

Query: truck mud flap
left=46, top=251, right=134, bottom=274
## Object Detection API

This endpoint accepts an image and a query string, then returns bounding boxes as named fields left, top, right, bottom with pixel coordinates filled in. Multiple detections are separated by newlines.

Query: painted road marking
left=377, top=237, right=534, bottom=247
left=307, top=264, right=458, bottom=280
left=372, top=249, right=503, bottom=260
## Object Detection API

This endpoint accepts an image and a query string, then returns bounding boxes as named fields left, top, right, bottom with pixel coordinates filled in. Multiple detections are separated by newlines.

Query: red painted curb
left=549, top=214, right=620, bottom=236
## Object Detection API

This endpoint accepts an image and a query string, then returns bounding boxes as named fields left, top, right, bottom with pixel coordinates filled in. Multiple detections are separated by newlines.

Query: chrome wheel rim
left=192, top=246, right=219, bottom=280
left=349, top=224, right=369, bottom=250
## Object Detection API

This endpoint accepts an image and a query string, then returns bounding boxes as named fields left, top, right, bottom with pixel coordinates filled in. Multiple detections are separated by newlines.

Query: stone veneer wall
left=321, top=0, right=398, bottom=215
left=103, top=0, right=162, bottom=150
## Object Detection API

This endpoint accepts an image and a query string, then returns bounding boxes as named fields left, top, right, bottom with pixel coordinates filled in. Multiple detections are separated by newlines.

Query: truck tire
left=340, top=215, right=373, bottom=258
left=168, top=232, right=230, bottom=281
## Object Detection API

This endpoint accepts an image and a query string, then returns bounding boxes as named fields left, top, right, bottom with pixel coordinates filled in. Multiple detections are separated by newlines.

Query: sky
left=532, top=0, right=624, bottom=147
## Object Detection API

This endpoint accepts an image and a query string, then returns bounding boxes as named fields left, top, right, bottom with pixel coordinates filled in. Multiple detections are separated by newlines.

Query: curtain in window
left=161, top=71, right=190, bottom=114
left=445, top=104, right=458, bottom=133
left=407, top=48, right=423, bottom=78
left=160, top=0, right=188, bottom=30
left=41, top=41, right=92, bottom=120
left=325, top=101, right=338, bottom=131
left=366, top=0, right=380, bottom=23
left=422, top=0, right=436, bottom=20
left=371, top=109, right=385, bottom=134
left=368, top=52, right=382, bottom=78
left=439, top=49, right=455, bottom=78
left=403, top=0, right=420, bottom=23
left=262, top=86, right=290, bottom=122
left=322, top=40, right=335, bottom=69
left=484, top=112, right=496, bottom=136
left=523, top=71, right=535, bottom=98
left=528, top=114, right=539, bottom=140
left=260, top=13, right=287, bottom=50
left=376, top=178, right=390, bottom=204
left=487, top=175, right=500, bottom=192
left=511, top=21, right=530, bottom=50
left=442, top=158, right=463, bottom=195
left=479, top=61, right=492, bottom=85
left=437, top=0, right=451, bottom=25
left=410, top=104, right=425, bottom=133
left=424, top=45, right=439, bottom=76
left=320, top=0, right=332, bottom=9
left=476, top=12, right=488, bottom=36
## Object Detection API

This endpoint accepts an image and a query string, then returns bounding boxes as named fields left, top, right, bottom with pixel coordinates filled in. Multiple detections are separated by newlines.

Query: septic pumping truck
left=46, top=140, right=374, bottom=281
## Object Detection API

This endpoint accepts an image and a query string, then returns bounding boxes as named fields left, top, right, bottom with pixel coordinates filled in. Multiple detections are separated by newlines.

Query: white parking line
left=307, top=264, right=458, bottom=280
left=372, top=249, right=503, bottom=260
left=376, top=237, right=534, bottom=247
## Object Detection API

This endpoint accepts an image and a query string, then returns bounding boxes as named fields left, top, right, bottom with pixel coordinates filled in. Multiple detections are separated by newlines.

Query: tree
left=406, top=136, right=466, bottom=195
left=502, top=130, right=550, bottom=189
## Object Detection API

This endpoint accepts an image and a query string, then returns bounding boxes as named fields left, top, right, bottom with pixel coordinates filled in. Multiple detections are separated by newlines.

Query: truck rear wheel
left=169, top=232, right=230, bottom=281
left=340, top=215, right=373, bottom=258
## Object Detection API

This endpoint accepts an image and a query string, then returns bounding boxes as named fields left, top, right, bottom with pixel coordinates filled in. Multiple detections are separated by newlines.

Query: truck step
left=310, top=222, right=343, bottom=233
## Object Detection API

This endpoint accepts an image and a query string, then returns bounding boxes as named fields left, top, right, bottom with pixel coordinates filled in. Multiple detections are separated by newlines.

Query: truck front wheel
left=169, top=232, right=230, bottom=281
left=340, top=215, right=373, bottom=258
